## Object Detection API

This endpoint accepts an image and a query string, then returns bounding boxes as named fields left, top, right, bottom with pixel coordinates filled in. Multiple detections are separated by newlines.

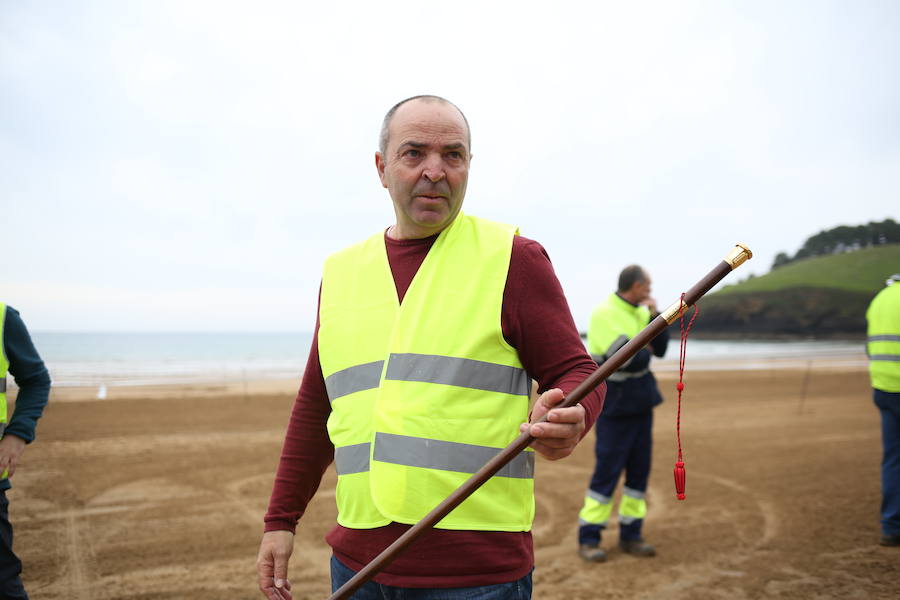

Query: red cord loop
left=674, top=293, right=699, bottom=500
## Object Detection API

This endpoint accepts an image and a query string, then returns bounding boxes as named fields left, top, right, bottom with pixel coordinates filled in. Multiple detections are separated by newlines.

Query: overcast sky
left=3, top=1, right=898, bottom=332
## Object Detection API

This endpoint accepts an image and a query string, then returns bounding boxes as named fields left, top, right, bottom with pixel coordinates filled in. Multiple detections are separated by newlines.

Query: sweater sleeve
left=3, top=307, right=51, bottom=443
left=263, top=291, right=334, bottom=533
left=502, top=237, right=605, bottom=431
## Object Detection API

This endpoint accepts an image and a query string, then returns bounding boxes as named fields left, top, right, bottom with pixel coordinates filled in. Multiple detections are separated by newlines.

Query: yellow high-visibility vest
left=867, top=283, right=900, bottom=393
left=318, top=213, right=535, bottom=531
left=0, top=303, right=8, bottom=420
left=588, top=293, right=651, bottom=364
left=0, top=304, right=9, bottom=480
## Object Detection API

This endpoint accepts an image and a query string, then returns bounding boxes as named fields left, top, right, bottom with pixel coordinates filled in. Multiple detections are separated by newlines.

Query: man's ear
left=375, top=152, right=388, bottom=188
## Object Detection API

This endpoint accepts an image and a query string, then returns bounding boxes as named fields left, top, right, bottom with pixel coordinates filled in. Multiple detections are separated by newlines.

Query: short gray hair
left=618, top=265, right=648, bottom=293
left=378, top=95, right=471, bottom=155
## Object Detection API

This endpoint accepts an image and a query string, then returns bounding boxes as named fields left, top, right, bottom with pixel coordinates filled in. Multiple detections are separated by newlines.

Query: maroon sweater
left=265, top=231, right=605, bottom=588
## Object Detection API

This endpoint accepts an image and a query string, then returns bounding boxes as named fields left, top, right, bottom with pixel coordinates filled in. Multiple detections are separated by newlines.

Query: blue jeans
left=330, top=555, right=532, bottom=599
left=875, top=389, right=900, bottom=537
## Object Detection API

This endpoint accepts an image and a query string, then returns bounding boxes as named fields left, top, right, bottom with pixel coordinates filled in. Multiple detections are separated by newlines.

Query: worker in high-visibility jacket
left=255, top=95, right=606, bottom=600
left=867, top=273, right=900, bottom=548
left=0, top=303, right=51, bottom=599
left=577, top=265, right=669, bottom=563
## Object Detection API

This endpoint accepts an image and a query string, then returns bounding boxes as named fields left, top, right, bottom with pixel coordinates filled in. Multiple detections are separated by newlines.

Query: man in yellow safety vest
left=255, top=95, right=606, bottom=599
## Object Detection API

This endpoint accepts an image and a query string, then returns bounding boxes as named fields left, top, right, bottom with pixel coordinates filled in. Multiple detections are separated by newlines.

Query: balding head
left=379, top=95, right=471, bottom=155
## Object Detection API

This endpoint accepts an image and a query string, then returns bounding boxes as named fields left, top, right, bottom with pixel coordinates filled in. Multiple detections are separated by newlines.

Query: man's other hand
left=0, top=435, right=26, bottom=477
left=520, top=388, right=585, bottom=460
left=641, top=296, right=658, bottom=314
left=257, top=530, right=295, bottom=600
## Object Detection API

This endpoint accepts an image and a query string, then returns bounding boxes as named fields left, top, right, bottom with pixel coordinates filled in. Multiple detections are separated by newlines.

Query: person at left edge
left=0, top=304, right=52, bottom=600
left=255, top=95, right=606, bottom=599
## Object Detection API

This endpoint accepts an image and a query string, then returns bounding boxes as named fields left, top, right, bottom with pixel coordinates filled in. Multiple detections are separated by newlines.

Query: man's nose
left=422, top=155, right=446, bottom=182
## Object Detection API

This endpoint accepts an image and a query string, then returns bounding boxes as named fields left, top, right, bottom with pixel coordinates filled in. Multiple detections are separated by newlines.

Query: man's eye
left=404, top=149, right=421, bottom=158
left=447, top=151, right=462, bottom=160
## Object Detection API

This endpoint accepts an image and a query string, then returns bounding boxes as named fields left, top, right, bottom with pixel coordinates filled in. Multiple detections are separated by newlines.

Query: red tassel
left=673, top=461, right=686, bottom=500
left=673, top=294, right=698, bottom=501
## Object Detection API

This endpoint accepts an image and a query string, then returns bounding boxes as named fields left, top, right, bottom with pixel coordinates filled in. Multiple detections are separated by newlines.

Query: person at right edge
left=0, top=303, right=51, bottom=599
left=867, top=273, right=900, bottom=548
left=577, top=265, right=669, bottom=562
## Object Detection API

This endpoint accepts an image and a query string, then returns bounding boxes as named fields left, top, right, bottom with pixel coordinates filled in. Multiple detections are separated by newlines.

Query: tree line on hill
left=771, top=218, right=899, bottom=270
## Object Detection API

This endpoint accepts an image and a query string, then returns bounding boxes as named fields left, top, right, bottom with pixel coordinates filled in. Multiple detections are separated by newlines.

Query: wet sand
left=11, top=361, right=899, bottom=599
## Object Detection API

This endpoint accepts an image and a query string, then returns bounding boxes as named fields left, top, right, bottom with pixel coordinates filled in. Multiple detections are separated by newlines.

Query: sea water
left=15, top=333, right=866, bottom=388
left=25, top=332, right=313, bottom=387
left=651, top=338, right=866, bottom=372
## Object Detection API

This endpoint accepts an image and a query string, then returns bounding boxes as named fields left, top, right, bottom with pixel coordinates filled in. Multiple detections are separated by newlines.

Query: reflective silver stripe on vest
left=606, top=368, right=650, bottom=383
left=385, top=353, right=530, bottom=397
left=325, top=361, right=384, bottom=402
left=0, top=378, right=5, bottom=393
left=334, top=442, right=371, bottom=475
left=0, top=423, right=5, bottom=437
left=373, top=432, right=535, bottom=479
left=870, top=354, right=900, bottom=362
left=869, top=335, right=900, bottom=343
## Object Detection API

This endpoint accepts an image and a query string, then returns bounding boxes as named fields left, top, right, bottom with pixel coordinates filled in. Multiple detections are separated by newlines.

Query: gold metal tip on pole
left=660, top=244, right=753, bottom=324
left=660, top=299, right=687, bottom=325
left=724, top=243, right=752, bottom=269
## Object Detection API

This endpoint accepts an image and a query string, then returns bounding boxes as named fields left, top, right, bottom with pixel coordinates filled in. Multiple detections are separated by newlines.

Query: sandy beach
left=10, top=360, right=898, bottom=599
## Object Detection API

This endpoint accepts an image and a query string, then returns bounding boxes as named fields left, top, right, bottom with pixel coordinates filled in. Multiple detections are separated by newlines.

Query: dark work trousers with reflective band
left=0, top=490, right=28, bottom=600
left=875, top=389, right=900, bottom=537
left=330, top=555, right=533, bottom=600
left=579, top=411, right=653, bottom=546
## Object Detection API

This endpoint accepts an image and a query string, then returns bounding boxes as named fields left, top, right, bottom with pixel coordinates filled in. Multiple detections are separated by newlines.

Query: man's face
left=375, top=100, right=470, bottom=238
left=634, top=277, right=652, bottom=303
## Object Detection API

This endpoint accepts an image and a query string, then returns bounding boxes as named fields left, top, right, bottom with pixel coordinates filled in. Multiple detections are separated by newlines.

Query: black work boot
left=881, top=534, right=900, bottom=547
left=619, top=538, right=656, bottom=557
left=578, top=544, right=608, bottom=562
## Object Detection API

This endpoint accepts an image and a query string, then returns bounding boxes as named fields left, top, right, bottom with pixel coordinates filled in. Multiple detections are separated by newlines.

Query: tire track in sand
left=64, top=508, right=91, bottom=600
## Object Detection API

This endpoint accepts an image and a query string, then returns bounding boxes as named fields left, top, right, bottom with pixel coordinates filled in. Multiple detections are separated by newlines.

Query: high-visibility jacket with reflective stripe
left=318, top=213, right=535, bottom=531
left=587, top=293, right=661, bottom=417
left=0, top=304, right=9, bottom=453
left=0, top=304, right=8, bottom=411
left=587, top=293, right=651, bottom=360
left=867, top=283, right=900, bottom=393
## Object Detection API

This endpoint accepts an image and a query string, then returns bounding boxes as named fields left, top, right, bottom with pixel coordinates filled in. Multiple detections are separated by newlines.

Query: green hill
left=693, top=244, right=900, bottom=338
left=718, top=244, right=900, bottom=294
